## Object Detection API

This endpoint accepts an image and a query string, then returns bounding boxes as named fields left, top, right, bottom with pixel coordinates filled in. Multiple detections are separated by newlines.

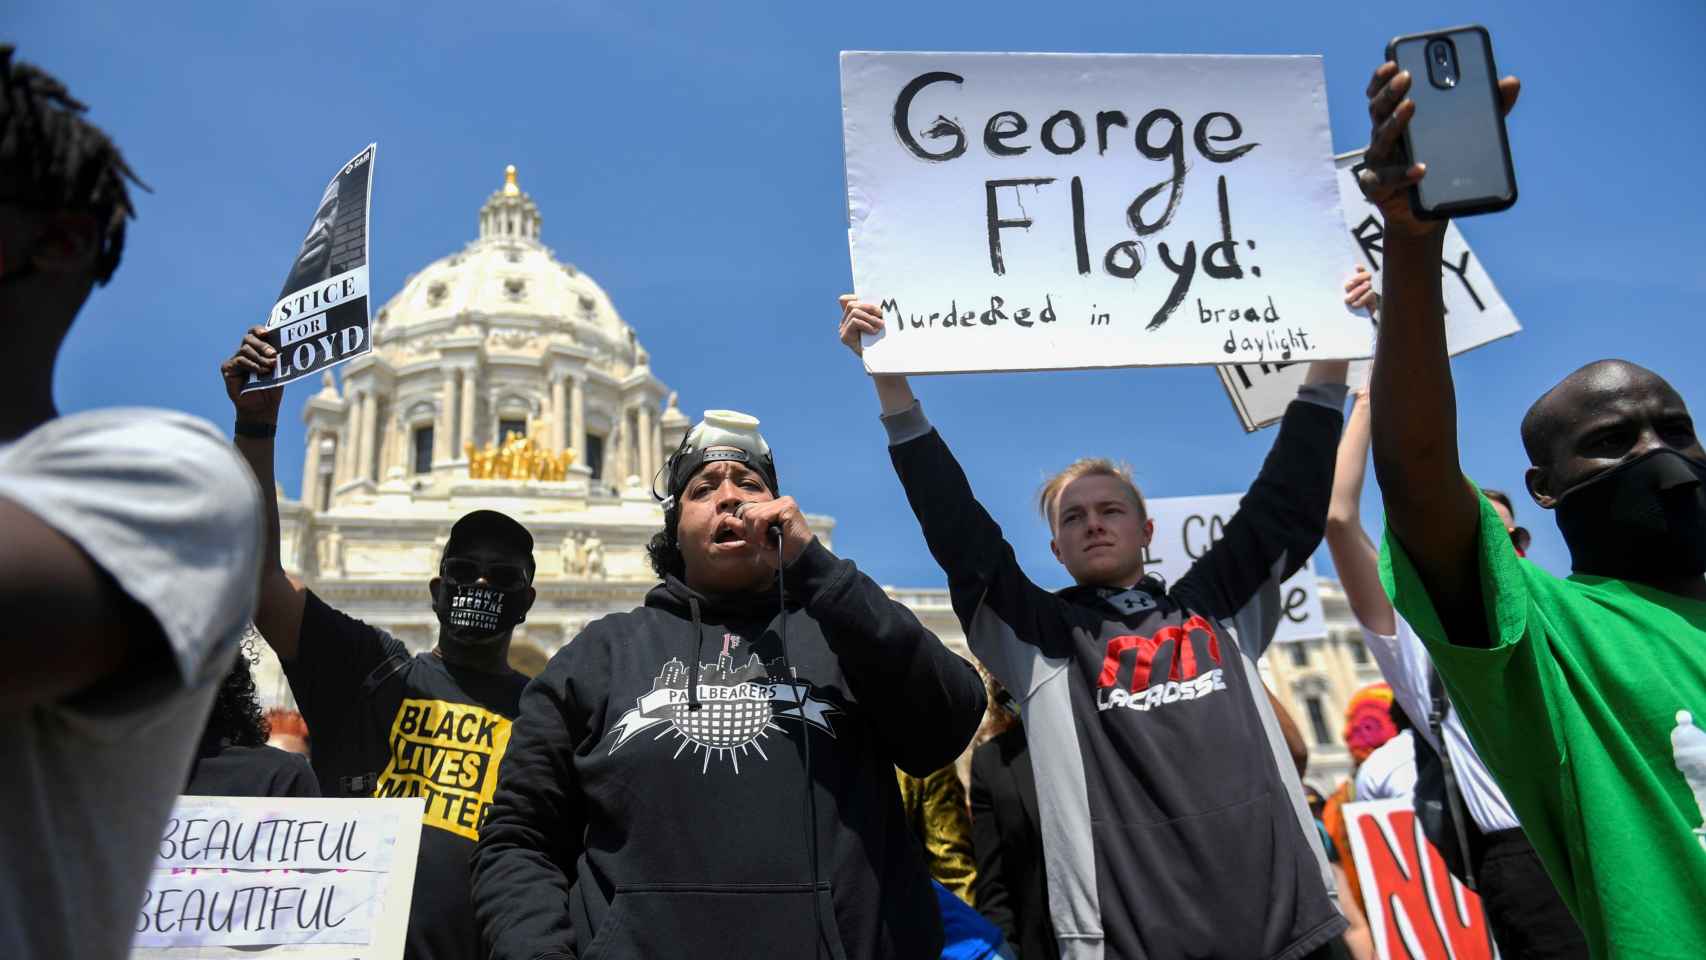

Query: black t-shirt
left=185, top=743, right=321, bottom=798
left=284, top=590, right=529, bottom=960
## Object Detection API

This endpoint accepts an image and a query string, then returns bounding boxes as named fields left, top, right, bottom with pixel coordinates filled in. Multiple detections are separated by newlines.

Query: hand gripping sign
left=841, top=52, right=1369, bottom=375
left=1214, top=150, right=1520, bottom=431
left=243, top=144, right=377, bottom=393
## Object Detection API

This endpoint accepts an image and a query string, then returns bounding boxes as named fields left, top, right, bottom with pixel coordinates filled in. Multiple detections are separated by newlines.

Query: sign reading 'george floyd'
left=840, top=53, right=1369, bottom=375
left=243, top=144, right=377, bottom=393
left=1213, top=150, right=1521, bottom=431
left=1141, top=493, right=1325, bottom=643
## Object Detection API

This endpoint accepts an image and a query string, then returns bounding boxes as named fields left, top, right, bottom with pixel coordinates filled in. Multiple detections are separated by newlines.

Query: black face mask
left=433, top=581, right=528, bottom=645
left=1554, top=448, right=1706, bottom=581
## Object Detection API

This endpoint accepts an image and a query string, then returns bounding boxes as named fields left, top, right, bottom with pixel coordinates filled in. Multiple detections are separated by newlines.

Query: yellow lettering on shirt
left=375, top=698, right=513, bottom=842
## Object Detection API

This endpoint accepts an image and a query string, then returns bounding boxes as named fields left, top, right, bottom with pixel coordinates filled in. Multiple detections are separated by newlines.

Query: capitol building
left=257, top=166, right=1382, bottom=792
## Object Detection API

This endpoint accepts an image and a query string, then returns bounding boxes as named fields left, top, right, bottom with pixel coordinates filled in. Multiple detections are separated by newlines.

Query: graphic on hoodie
left=609, top=633, right=840, bottom=773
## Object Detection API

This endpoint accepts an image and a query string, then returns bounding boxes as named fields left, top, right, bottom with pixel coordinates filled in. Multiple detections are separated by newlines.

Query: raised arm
left=1358, top=64, right=1520, bottom=648
left=221, top=326, right=308, bottom=659
left=838, top=297, right=1073, bottom=673
left=1173, top=359, right=1347, bottom=633
left=1325, top=388, right=1395, bottom=636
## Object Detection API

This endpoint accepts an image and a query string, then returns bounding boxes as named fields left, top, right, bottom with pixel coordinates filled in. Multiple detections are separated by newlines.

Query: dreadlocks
left=0, top=44, right=147, bottom=284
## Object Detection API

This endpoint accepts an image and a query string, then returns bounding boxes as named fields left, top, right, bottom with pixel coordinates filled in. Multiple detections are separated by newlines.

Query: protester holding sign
left=222, top=329, right=533, bottom=960
left=0, top=47, right=264, bottom=959
left=472, top=410, right=985, bottom=960
left=1326, top=388, right=1586, bottom=957
left=1361, top=60, right=1706, bottom=957
left=838, top=295, right=1350, bottom=958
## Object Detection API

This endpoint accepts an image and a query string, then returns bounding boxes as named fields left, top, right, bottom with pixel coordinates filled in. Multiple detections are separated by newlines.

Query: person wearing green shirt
left=1356, top=59, right=1706, bottom=958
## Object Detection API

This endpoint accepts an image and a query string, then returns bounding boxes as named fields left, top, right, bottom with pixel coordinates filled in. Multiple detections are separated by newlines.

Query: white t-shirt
left=1358, top=618, right=1522, bottom=832
left=0, top=410, right=262, bottom=960
left=1354, top=729, right=1418, bottom=800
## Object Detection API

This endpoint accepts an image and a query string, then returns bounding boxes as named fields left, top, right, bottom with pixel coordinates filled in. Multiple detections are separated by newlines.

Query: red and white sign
left=1343, top=798, right=1497, bottom=960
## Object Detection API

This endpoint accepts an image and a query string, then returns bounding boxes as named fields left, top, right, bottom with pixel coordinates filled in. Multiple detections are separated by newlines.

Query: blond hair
left=1037, top=458, right=1147, bottom=533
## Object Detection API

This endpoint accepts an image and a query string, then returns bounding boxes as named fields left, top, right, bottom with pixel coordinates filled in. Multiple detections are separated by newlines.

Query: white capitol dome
left=371, top=165, right=643, bottom=382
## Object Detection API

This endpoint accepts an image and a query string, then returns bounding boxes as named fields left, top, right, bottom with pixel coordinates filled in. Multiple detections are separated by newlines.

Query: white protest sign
left=1212, top=149, right=1520, bottom=431
left=1141, top=493, right=1325, bottom=642
left=841, top=52, right=1368, bottom=375
left=1343, top=799, right=1496, bottom=959
left=245, top=144, right=376, bottom=393
left=132, top=796, right=422, bottom=959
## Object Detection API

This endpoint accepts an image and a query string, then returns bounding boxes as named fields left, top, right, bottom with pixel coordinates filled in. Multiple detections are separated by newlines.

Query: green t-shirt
left=1381, top=493, right=1706, bottom=959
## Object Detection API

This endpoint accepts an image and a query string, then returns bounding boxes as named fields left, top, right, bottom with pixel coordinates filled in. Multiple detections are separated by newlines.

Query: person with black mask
left=1358, top=59, right=1706, bottom=958
left=221, top=327, right=534, bottom=960
left=471, top=409, right=986, bottom=960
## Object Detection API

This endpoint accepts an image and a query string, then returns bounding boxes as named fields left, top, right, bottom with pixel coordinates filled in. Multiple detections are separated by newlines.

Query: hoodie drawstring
left=687, top=596, right=704, bottom=711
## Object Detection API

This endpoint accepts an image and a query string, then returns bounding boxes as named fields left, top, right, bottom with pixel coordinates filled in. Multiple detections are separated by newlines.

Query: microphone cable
left=755, top=507, right=832, bottom=959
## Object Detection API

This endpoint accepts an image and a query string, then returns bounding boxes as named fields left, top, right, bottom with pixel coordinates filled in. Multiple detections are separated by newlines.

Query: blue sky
left=13, top=0, right=1705, bottom=590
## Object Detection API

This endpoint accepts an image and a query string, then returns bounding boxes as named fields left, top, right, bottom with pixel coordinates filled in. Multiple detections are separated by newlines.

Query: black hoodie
left=470, top=537, right=987, bottom=960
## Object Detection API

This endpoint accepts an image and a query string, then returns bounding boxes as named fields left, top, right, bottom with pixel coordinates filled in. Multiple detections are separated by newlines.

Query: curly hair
left=203, top=634, right=270, bottom=748
left=645, top=505, right=686, bottom=580
left=0, top=44, right=147, bottom=284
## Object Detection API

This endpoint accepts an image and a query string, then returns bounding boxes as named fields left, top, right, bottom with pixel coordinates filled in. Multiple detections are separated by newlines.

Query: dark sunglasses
left=440, top=559, right=529, bottom=591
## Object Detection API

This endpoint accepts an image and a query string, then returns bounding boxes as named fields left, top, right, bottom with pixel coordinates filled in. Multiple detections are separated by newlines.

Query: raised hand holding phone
left=1357, top=28, right=1521, bottom=233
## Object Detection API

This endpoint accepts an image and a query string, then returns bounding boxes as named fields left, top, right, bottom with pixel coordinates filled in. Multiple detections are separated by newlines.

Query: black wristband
left=234, top=420, right=278, bottom=439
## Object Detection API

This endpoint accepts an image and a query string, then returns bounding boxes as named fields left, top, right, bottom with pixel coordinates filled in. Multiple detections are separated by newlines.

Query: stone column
left=301, top=430, right=324, bottom=508
left=551, top=375, right=568, bottom=452
left=436, top=372, right=457, bottom=462
left=339, top=393, right=362, bottom=486
left=569, top=377, right=586, bottom=459
left=459, top=366, right=478, bottom=453
left=637, top=402, right=655, bottom=486
left=357, top=389, right=378, bottom=484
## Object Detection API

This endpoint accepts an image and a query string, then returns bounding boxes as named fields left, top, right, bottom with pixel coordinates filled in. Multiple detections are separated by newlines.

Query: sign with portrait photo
left=243, top=143, right=376, bottom=393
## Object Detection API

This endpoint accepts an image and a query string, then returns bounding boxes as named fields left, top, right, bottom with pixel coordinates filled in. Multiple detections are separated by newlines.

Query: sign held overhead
left=841, top=52, right=1368, bottom=375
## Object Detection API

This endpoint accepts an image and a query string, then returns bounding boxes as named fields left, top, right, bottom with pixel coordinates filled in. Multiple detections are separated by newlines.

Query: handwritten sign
left=1141, top=493, right=1325, bottom=643
left=244, top=144, right=376, bottom=393
left=1213, top=149, right=1520, bottom=431
left=1344, top=799, right=1496, bottom=960
left=132, top=796, right=421, bottom=958
left=841, top=52, right=1368, bottom=375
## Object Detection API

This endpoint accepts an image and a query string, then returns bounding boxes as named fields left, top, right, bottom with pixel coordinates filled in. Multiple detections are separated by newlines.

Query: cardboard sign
left=841, top=52, right=1369, bottom=374
left=245, top=144, right=376, bottom=392
left=132, top=796, right=422, bottom=958
left=1343, top=799, right=1497, bottom=960
left=1141, top=493, right=1325, bottom=643
left=1213, top=150, right=1520, bottom=431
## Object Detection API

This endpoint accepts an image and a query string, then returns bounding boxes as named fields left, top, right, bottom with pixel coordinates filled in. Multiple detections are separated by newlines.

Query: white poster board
left=131, top=796, right=423, bottom=959
left=841, top=52, right=1369, bottom=374
left=1214, top=150, right=1520, bottom=431
left=1141, top=493, right=1324, bottom=643
left=1343, top=799, right=1497, bottom=959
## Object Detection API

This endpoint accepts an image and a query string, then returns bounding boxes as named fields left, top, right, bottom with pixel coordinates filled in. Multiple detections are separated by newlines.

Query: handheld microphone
left=734, top=502, right=783, bottom=542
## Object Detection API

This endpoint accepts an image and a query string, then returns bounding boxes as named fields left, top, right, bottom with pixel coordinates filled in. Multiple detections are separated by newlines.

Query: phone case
left=1386, top=25, right=1517, bottom=219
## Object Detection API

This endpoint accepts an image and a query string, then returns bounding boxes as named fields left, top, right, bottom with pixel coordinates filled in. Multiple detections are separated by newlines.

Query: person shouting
left=472, top=410, right=986, bottom=960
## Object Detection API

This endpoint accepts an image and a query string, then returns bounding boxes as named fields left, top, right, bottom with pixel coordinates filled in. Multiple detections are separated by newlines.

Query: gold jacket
left=895, top=765, right=977, bottom=905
